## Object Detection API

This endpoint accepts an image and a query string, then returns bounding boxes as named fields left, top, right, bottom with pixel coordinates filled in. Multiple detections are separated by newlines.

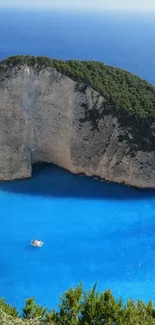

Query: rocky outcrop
left=0, top=63, right=155, bottom=188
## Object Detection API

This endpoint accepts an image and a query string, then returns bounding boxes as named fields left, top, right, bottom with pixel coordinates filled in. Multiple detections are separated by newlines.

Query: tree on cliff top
left=1, top=55, right=155, bottom=119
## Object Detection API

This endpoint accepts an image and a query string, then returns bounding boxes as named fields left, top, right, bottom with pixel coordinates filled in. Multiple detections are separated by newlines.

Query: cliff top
left=0, top=55, right=155, bottom=119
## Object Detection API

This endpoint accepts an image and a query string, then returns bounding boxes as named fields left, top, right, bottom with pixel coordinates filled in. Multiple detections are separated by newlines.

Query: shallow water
left=0, top=164, right=155, bottom=310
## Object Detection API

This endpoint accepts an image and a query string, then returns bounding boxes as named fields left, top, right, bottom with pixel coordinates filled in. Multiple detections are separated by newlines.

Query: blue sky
left=1, top=0, right=155, bottom=10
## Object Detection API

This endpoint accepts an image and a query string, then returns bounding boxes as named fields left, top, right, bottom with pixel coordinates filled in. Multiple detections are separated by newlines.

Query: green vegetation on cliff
left=1, top=284, right=155, bottom=324
left=1, top=55, right=155, bottom=119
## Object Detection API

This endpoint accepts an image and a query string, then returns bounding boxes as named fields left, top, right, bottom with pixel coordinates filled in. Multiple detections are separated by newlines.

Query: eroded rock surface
left=0, top=64, right=155, bottom=187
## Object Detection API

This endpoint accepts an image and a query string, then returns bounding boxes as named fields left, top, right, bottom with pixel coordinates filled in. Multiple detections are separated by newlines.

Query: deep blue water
left=1, top=9, right=155, bottom=84
left=0, top=9, right=155, bottom=310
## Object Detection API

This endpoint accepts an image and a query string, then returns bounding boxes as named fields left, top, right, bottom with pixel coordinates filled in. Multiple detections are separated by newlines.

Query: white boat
left=31, top=240, right=44, bottom=247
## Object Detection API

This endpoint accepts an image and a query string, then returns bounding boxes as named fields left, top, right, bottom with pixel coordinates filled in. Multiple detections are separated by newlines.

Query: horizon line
left=0, top=6, right=155, bottom=12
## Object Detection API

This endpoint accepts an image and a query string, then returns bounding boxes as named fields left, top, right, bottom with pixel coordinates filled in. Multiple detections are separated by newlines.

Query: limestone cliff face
left=0, top=64, right=155, bottom=187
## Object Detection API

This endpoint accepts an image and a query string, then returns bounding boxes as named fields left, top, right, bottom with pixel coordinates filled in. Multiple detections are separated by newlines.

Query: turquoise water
left=0, top=164, right=155, bottom=310
left=0, top=9, right=155, bottom=309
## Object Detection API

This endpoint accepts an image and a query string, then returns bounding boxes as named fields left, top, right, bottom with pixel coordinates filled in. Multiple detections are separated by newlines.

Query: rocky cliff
left=0, top=56, right=155, bottom=188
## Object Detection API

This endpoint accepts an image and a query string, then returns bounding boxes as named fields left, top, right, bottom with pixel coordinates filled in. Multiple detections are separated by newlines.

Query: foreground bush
left=0, top=284, right=155, bottom=324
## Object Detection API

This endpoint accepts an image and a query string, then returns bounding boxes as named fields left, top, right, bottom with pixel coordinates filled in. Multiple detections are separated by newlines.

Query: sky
left=1, top=0, right=155, bottom=11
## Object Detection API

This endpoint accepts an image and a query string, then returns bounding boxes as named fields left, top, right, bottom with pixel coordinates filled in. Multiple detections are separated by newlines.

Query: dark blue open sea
left=0, top=9, right=155, bottom=310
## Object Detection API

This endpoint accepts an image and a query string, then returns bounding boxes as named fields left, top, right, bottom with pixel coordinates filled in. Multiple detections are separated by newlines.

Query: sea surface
left=0, top=9, right=155, bottom=311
